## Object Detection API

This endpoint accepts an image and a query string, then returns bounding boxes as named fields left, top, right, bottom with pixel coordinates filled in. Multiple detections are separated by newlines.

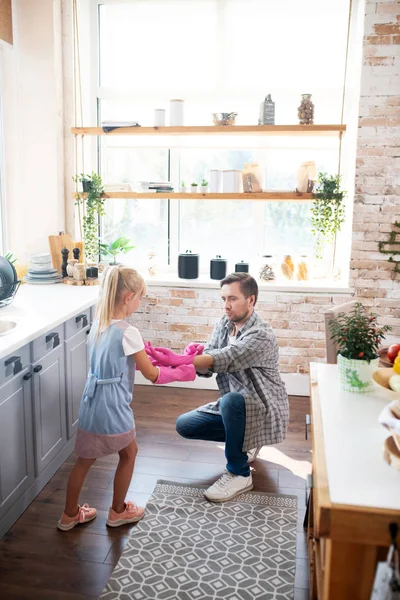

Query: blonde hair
left=93, top=266, right=146, bottom=341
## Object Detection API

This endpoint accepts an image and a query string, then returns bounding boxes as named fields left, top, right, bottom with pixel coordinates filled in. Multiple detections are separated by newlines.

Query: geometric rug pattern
left=99, top=480, right=298, bottom=600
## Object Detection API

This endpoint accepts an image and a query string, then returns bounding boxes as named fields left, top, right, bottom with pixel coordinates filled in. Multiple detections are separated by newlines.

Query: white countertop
left=313, top=363, right=399, bottom=511
left=0, top=284, right=99, bottom=360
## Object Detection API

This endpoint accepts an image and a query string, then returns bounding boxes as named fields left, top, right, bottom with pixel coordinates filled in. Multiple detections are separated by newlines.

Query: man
left=177, top=272, right=289, bottom=502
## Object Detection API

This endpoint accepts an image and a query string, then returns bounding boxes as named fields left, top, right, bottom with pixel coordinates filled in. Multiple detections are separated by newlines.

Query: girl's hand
left=154, top=364, right=196, bottom=384
left=145, top=343, right=194, bottom=367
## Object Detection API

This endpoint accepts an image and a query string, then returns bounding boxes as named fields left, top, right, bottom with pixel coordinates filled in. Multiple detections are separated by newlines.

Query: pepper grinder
left=61, top=247, right=69, bottom=278
left=73, top=247, right=81, bottom=261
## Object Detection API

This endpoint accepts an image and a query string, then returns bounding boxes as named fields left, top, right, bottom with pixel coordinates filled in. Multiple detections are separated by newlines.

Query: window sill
left=144, top=272, right=352, bottom=295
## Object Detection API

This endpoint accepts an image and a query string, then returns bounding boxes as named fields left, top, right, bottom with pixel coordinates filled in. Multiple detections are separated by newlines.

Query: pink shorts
left=75, top=427, right=136, bottom=459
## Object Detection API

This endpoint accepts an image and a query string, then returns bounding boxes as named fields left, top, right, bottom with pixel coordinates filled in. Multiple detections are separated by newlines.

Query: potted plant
left=190, top=182, right=198, bottom=193
left=100, top=236, right=135, bottom=265
left=180, top=180, right=187, bottom=193
left=73, top=172, right=105, bottom=266
left=311, top=173, right=346, bottom=261
left=200, top=178, right=209, bottom=193
left=328, top=302, right=392, bottom=393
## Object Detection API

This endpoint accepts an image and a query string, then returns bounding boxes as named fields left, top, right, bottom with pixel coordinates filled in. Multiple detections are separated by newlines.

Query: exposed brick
left=374, top=23, right=400, bottom=35
left=171, top=289, right=197, bottom=299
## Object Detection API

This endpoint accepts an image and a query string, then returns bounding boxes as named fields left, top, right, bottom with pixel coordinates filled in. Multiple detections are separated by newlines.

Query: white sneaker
left=247, top=446, right=263, bottom=464
left=204, top=471, right=253, bottom=503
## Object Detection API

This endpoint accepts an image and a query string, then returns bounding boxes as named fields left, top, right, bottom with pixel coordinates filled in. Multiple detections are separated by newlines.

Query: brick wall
left=352, top=0, right=400, bottom=329
left=130, top=0, right=400, bottom=375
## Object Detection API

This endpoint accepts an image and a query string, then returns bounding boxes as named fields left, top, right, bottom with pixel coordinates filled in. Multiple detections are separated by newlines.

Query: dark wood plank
left=0, top=387, right=311, bottom=598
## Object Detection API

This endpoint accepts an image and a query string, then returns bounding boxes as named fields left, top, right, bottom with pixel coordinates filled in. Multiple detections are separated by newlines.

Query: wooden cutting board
left=48, top=233, right=74, bottom=273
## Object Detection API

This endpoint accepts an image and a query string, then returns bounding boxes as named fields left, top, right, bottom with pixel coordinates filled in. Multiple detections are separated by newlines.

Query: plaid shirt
left=201, top=311, right=289, bottom=450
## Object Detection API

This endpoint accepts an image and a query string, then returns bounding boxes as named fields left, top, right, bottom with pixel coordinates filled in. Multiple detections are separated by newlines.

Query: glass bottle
left=296, top=255, right=309, bottom=281
left=297, top=94, right=314, bottom=125
left=259, top=255, right=276, bottom=282
left=148, top=247, right=157, bottom=277
left=281, top=255, right=295, bottom=280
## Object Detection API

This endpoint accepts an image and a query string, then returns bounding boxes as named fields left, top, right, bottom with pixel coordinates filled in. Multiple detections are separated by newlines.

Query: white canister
left=154, top=109, right=166, bottom=127
left=222, top=170, right=243, bottom=193
left=210, top=170, right=222, bottom=193
left=170, top=99, right=184, bottom=126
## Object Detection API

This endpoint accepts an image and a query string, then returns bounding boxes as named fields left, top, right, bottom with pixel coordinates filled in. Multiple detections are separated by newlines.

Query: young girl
left=58, top=265, right=195, bottom=531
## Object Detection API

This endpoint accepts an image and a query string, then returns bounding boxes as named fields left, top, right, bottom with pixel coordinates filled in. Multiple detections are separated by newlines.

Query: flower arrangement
left=328, top=302, right=391, bottom=363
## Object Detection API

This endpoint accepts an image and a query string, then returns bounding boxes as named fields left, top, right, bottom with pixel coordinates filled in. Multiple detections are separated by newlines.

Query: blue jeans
left=176, top=392, right=250, bottom=477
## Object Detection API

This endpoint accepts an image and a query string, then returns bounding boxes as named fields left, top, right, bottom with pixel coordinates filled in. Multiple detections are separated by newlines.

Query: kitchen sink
left=0, top=320, right=17, bottom=336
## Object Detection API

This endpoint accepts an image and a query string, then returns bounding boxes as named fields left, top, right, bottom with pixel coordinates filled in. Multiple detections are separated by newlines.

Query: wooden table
left=307, top=363, right=400, bottom=599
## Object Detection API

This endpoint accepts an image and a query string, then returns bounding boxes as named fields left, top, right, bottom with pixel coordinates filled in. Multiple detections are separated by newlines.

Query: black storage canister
left=235, top=261, right=249, bottom=273
left=178, top=250, right=199, bottom=279
left=210, top=255, right=227, bottom=280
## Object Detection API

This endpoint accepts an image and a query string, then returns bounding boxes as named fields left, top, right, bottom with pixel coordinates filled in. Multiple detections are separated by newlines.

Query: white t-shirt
left=111, top=319, right=145, bottom=356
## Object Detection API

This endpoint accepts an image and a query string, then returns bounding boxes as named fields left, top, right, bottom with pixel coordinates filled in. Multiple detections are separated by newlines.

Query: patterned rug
left=100, top=480, right=298, bottom=600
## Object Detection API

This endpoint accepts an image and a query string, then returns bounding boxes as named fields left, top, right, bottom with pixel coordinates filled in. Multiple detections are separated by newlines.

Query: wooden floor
left=0, top=387, right=311, bottom=600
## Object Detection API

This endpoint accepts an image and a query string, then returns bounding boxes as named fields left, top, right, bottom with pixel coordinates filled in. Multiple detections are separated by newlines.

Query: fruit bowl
left=378, top=347, right=394, bottom=368
left=372, top=368, right=400, bottom=398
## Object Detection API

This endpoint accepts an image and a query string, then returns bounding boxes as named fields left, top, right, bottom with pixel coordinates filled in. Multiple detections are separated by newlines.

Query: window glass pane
left=100, top=144, right=169, bottom=268
left=179, top=199, right=254, bottom=270
left=102, top=199, right=168, bottom=269
left=99, top=1, right=218, bottom=93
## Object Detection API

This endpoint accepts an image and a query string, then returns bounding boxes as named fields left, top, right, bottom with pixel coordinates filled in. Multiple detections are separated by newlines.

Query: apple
left=387, top=344, right=400, bottom=363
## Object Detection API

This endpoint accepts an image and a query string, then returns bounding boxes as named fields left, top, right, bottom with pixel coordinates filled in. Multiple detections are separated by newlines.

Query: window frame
left=90, top=0, right=352, bottom=281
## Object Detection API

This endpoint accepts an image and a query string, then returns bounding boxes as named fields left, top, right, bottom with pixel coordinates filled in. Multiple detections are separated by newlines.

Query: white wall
left=1, top=0, right=65, bottom=263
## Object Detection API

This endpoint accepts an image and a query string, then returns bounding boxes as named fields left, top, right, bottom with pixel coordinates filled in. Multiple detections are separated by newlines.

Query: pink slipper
left=57, top=503, right=97, bottom=531
left=106, top=501, right=145, bottom=527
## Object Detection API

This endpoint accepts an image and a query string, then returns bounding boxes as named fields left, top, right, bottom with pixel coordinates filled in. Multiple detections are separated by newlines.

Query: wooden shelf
left=71, top=125, right=346, bottom=137
left=73, top=192, right=313, bottom=201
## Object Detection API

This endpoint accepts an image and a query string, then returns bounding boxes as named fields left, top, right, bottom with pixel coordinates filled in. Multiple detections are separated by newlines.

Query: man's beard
left=228, top=309, right=249, bottom=323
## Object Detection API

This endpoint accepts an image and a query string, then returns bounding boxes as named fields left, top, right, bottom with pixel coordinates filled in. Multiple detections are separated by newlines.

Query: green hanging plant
left=311, top=173, right=346, bottom=259
left=378, top=221, right=400, bottom=276
left=73, top=172, right=106, bottom=262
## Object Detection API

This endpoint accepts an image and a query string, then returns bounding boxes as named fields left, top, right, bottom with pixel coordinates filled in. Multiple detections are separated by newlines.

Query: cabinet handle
left=23, top=372, right=33, bottom=380
left=76, top=314, right=88, bottom=328
left=34, top=365, right=43, bottom=373
left=5, top=356, right=22, bottom=375
left=305, top=414, right=311, bottom=440
left=46, top=332, right=60, bottom=349
left=86, top=327, right=91, bottom=335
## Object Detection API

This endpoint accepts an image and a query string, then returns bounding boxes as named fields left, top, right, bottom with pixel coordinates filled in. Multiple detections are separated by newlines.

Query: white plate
left=23, top=277, right=63, bottom=284
left=29, top=264, right=53, bottom=272
left=27, top=271, right=60, bottom=278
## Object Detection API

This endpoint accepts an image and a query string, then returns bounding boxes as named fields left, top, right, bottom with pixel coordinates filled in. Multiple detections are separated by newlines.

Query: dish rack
left=0, top=281, right=21, bottom=307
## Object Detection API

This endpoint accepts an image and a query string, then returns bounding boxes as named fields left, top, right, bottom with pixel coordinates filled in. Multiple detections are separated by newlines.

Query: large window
left=94, top=0, right=351, bottom=280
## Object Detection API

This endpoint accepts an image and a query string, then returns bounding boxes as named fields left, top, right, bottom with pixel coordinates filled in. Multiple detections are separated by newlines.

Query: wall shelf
left=73, top=192, right=313, bottom=201
left=71, top=125, right=346, bottom=137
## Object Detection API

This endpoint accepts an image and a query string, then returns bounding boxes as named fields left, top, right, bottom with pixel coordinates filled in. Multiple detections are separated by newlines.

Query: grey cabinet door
left=32, top=345, right=67, bottom=474
left=0, top=367, right=35, bottom=519
left=65, top=327, right=89, bottom=438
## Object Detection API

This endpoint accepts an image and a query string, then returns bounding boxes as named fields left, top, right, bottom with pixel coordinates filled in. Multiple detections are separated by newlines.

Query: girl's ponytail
left=94, top=266, right=120, bottom=341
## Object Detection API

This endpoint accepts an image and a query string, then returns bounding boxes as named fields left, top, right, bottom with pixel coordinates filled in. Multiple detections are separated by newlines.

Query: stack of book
left=138, top=181, right=174, bottom=192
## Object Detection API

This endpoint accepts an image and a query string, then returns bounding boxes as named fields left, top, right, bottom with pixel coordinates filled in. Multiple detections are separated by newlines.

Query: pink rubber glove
left=155, top=364, right=196, bottom=384
left=184, top=343, right=204, bottom=357
left=145, top=343, right=194, bottom=367
left=136, top=342, right=157, bottom=369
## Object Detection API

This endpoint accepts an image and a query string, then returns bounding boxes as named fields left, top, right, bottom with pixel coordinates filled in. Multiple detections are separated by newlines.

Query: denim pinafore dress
left=75, top=321, right=136, bottom=458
